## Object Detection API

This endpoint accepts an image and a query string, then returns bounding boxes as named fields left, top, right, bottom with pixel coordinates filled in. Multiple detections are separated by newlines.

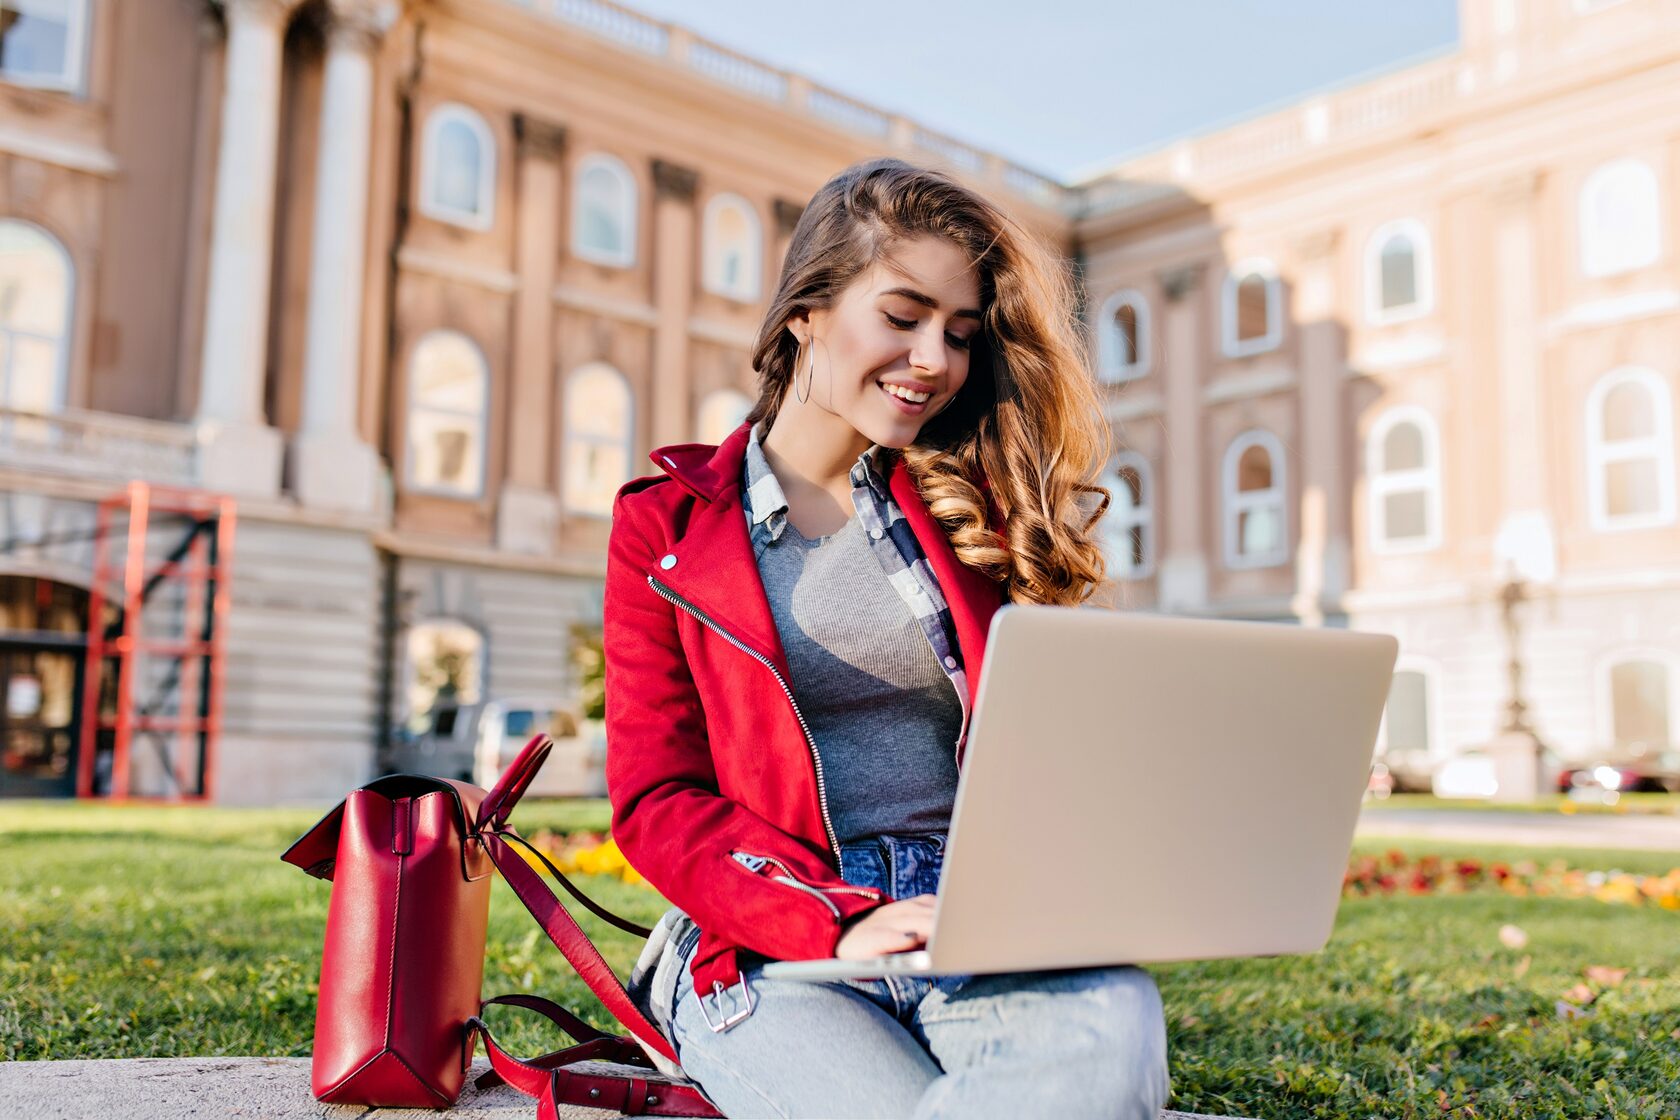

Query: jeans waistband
left=838, top=832, right=947, bottom=901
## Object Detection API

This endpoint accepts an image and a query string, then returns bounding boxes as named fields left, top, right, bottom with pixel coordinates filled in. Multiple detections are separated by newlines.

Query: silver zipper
left=731, top=850, right=883, bottom=899
left=648, top=573, right=842, bottom=855
left=729, top=851, right=882, bottom=917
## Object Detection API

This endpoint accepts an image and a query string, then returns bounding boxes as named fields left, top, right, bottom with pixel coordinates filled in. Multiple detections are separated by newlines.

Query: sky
left=617, top=0, right=1462, bottom=183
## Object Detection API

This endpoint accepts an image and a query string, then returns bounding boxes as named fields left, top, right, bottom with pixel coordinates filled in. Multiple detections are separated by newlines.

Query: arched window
left=1222, top=429, right=1288, bottom=568
left=404, top=619, right=485, bottom=735
left=572, top=153, right=637, bottom=268
left=1099, top=451, right=1154, bottom=580
left=0, top=0, right=89, bottom=92
left=405, top=330, right=489, bottom=497
left=1579, top=159, right=1661, bottom=278
left=1365, top=220, right=1434, bottom=323
left=1367, top=407, right=1442, bottom=552
left=1096, top=290, right=1150, bottom=383
left=1605, top=657, right=1673, bottom=753
left=695, top=388, right=752, bottom=445
left=1221, top=259, right=1282, bottom=357
left=1585, top=367, right=1676, bottom=531
left=420, top=104, right=496, bottom=230
left=562, top=363, right=633, bottom=516
left=0, top=219, right=73, bottom=412
left=702, top=193, right=762, bottom=302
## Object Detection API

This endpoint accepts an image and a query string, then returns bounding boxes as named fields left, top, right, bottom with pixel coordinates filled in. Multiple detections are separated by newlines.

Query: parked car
left=1557, top=746, right=1680, bottom=794
left=385, top=697, right=605, bottom=798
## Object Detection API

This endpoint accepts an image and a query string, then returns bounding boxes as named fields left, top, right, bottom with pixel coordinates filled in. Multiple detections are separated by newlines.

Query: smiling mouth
left=878, top=380, right=934, bottom=406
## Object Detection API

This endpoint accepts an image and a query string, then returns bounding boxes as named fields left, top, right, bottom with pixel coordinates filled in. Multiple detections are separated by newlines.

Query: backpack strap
left=477, top=825, right=675, bottom=1062
left=471, top=1013, right=721, bottom=1118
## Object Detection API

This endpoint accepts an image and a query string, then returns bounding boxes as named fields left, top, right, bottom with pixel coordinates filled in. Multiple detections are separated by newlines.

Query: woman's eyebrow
left=881, top=286, right=982, bottom=321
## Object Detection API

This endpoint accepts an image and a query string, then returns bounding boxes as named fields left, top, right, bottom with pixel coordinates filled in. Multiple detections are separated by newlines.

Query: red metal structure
left=75, top=482, right=237, bottom=801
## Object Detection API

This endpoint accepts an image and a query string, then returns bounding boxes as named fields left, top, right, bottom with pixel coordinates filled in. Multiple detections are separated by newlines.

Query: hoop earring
left=794, top=338, right=815, bottom=404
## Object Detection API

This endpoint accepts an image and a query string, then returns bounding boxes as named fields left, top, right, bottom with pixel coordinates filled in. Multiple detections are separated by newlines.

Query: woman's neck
left=761, top=405, right=874, bottom=495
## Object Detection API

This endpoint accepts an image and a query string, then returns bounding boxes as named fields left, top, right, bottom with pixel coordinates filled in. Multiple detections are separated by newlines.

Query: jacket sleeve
left=601, top=491, right=890, bottom=961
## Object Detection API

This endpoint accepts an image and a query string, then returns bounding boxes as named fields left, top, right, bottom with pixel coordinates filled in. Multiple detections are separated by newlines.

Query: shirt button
left=944, top=656, right=957, bottom=669
left=660, top=554, right=677, bottom=570
left=870, top=528, right=883, bottom=540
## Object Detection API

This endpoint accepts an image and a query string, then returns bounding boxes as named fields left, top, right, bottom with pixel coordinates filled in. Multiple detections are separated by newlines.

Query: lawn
left=3, top=802, right=1678, bottom=1120
left=1364, top=793, right=1680, bottom=816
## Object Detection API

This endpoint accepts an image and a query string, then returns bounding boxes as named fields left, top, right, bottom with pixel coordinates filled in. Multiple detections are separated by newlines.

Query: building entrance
left=0, top=577, right=89, bottom=798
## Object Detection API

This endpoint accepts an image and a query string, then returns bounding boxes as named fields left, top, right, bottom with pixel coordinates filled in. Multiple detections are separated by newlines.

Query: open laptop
left=760, top=604, right=1399, bottom=981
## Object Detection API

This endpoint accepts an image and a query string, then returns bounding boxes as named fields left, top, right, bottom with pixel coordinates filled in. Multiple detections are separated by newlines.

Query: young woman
left=608, top=158, right=1170, bottom=1118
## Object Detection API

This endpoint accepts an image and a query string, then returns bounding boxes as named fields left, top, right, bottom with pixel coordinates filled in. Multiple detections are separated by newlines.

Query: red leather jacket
left=603, top=421, right=1007, bottom=996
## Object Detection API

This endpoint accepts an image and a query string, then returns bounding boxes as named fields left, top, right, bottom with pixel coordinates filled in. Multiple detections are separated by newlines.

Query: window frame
left=1585, top=365, right=1677, bottom=532
left=1220, top=258, right=1283, bottom=358
left=1096, top=289, right=1152, bottom=383
left=1578, top=158, right=1662, bottom=279
left=1221, top=428, right=1289, bottom=570
left=1366, top=405, right=1443, bottom=555
left=403, top=329, right=491, bottom=500
left=571, top=152, right=638, bottom=269
left=418, top=103, right=497, bottom=232
left=560, top=361, right=636, bottom=519
left=1363, top=218, right=1435, bottom=326
left=0, top=0, right=91, bottom=94
left=0, top=217, right=75, bottom=413
left=701, top=192, right=763, bottom=303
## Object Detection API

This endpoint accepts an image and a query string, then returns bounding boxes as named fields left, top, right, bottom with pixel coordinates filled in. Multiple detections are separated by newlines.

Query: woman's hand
left=834, top=895, right=936, bottom=959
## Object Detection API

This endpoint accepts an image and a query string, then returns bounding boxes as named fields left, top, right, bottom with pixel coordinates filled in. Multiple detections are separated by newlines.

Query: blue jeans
left=668, top=833, right=1171, bottom=1119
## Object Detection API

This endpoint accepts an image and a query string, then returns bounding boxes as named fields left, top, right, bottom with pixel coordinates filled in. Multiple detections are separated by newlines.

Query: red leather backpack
left=284, top=733, right=722, bottom=1117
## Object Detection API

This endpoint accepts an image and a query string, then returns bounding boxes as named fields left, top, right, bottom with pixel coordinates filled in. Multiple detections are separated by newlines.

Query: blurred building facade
left=0, top=0, right=1673, bottom=801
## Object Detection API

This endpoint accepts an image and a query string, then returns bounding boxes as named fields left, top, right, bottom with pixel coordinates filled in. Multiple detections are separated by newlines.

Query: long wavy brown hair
left=745, top=158, right=1113, bottom=606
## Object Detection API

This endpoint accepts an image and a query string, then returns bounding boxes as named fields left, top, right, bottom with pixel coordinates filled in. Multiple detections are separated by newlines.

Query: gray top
left=757, top=513, right=962, bottom=844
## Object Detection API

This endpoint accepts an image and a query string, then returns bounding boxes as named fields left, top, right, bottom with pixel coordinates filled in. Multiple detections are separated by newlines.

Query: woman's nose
left=910, top=328, right=948, bottom=378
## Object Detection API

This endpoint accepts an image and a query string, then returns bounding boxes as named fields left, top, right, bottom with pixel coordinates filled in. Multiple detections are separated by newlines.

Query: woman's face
left=788, top=234, right=983, bottom=450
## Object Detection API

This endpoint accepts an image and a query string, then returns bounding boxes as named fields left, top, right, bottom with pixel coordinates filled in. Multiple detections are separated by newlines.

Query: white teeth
left=880, top=382, right=932, bottom=404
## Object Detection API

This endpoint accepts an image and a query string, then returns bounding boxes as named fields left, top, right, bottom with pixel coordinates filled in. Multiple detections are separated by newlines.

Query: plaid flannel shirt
left=741, top=421, right=970, bottom=738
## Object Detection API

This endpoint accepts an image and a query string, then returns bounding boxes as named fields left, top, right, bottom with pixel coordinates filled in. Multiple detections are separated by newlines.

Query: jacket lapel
left=641, top=425, right=794, bottom=678
left=644, top=423, right=1007, bottom=699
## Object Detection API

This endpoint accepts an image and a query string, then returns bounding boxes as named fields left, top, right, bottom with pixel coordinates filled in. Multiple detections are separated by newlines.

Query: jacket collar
left=644, top=420, right=1005, bottom=714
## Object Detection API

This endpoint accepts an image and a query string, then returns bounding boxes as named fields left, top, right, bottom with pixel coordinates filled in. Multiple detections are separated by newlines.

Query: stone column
left=1154, top=262, right=1209, bottom=613
left=1488, top=170, right=1556, bottom=583
left=496, top=113, right=567, bottom=554
left=1289, top=229, right=1351, bottom=626
left=292, top=0, right=396, bottom=513
left=649, top=159, right=698, bottom=448
left=195, top=0, right=305, bottom=498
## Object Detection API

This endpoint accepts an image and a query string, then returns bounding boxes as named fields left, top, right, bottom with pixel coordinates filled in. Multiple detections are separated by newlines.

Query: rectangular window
left=1605, top=459, right=1660, bottom=519
left=0, top=0, right=85, bottom=92
left=1383, top=491, right=1429, bottom=541
left=1385, top=671, right=1430, bottom=753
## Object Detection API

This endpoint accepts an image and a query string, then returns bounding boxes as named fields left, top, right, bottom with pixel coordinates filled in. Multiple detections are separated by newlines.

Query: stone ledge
left=0, top=1057, right=1246, bottom=1119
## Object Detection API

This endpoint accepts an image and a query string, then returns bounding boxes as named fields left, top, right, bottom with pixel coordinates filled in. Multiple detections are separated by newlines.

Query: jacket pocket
left=728, top=850, right=885, bottom=918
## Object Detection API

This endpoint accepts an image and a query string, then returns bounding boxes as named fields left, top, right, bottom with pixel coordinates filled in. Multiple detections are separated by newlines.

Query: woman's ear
left=784, top=310, right=810, bottom=348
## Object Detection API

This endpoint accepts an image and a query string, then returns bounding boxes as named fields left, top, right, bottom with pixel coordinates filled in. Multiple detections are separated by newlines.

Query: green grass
left=1365, top=793, right=1680, bottom=816
left=4, top=803, right=1679, bottom=1119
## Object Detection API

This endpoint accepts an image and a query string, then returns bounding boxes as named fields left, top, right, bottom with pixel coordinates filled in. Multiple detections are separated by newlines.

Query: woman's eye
left=884, top=311, right=973, bottom=351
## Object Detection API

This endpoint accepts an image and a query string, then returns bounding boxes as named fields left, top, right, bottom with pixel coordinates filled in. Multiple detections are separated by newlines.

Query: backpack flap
left=281, top=773, right=492, bottom=883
